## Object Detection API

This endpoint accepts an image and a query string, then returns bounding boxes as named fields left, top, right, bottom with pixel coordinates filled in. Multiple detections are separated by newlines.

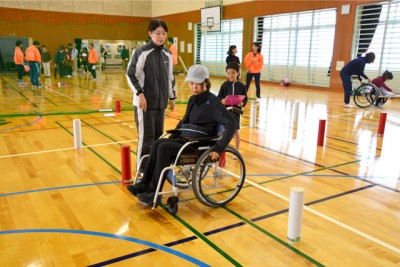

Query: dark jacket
left=176, top=91, right=237, bottom=155
left=127, top=40, right=176, bottom=110
left=217, top=80, right=248, bottom=109
left=340, top=57, right=369, bottom=81
left=226, top=54, right=240, bottom=65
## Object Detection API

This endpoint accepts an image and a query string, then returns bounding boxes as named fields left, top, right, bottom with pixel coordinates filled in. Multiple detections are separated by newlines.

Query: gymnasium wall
left=0, top=0, right=382, bottom=91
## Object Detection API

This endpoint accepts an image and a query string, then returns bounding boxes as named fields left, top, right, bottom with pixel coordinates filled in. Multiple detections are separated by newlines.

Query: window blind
left=255, top=8, right=337, bottom=87
left=353, top=0, right=400, bottom=91
left=195, top=19, right=243, bottom=76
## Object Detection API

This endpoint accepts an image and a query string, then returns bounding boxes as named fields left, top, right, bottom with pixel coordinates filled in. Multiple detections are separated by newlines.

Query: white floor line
left=0, top=139, right=138, bottom=159
left=243, top=177, right=400, bottom=254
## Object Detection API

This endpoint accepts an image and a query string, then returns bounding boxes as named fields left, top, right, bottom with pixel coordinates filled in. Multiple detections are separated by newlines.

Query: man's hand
left=169, top=100, right=175, bottom=111
left=210, top=152, right=219, bottom=161
left=138, top=93, right=147, bottom=111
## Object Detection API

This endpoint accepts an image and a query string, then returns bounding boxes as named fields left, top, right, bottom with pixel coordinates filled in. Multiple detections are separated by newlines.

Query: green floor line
left=259, top=159, right=366, bottom=185
left=161, top=204, right=242, bottom=267
left=56, top=119, right=241, bottom=266
left=55, top=121, right=120, bottom=174
left=0, top=77, right=38, bottom=108
left=80, top=119, right=137, bottom=155
left=224, top=207, right=325, bottom=267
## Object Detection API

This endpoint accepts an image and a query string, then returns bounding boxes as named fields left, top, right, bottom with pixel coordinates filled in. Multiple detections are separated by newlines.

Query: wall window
left=353, top=1, right=400, bottom=90
left=255, top=8, right=337, bottom=87
left=195, top=19, right=243, bottom=76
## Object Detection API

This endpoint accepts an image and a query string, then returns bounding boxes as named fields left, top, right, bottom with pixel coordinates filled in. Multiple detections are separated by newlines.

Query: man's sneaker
left=126, top=182, right=149, bottom=196
left=232, top=155, right=238, bottom=160
left=137, top=191, right=161, bottom=207
left=256, top=98, right=260, bottom=103
left=344, top=103, right=354, bottom=108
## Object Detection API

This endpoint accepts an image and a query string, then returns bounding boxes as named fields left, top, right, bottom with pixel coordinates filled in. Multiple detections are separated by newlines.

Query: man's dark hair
left=365, top=52, right=375, bottom=63
left=33, top=41, right=40, bottom=46
left=15, top=40, right=22, bottom=46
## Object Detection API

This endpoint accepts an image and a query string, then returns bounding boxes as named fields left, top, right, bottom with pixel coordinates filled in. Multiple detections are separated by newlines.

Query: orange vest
left=88, top=48, right=98, bottom=64
left=170, top=44, right=178, bottom=65
left=244, top=52, right=264, bottom=73
left=14, top=47, right=24, bottom=65
left=25, top=45, right=41, bottom=63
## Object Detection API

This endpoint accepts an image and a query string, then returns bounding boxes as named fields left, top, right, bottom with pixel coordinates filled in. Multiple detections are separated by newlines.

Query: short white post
left=293, top=101, right=300, bottom=123
left=250, top=101, right=256, bottom=128
left=287, top=187, right=304, bottom=243
left=73, top=119, right=82, bottom=149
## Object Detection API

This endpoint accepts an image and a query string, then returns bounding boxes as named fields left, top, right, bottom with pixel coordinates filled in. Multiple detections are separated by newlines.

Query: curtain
left=357, top=4, right=382, bottom=57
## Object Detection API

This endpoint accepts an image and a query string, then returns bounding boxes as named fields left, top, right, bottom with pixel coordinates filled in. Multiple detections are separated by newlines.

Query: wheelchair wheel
left=166, top=166, right=192, bottom=189
left=167, top=196, right=179, bottom=214
left=353, top=84, right=375, bottom=108
left=192, top=146, right=246, bottom=208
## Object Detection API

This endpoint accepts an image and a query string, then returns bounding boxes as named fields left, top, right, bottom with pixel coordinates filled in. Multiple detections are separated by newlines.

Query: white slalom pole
left=287, top=187, right=304, bottom=243
left=293, top=101, right=299, bottom=123
left=73, top=119, right=82, bottom=149
left=250, top=101, right=256, bottom=128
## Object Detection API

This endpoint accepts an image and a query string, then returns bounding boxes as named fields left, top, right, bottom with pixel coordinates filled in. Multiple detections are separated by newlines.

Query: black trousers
left=89, top=63, right=96, bottom=78
left=16, top=64, right=24, bottom=80
left=134, top=107, right=165, bottom=172
left=245, top=73, right=261, bottom=98
left=141, top=138, right=184, bottom=192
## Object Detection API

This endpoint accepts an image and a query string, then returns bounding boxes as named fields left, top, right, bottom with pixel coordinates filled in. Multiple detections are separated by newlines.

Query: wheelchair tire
left=353, top=84, right=375, bottom=108
left=167, top=196, right=179, bottom=214
left=192, top=146, right=246, bottom=208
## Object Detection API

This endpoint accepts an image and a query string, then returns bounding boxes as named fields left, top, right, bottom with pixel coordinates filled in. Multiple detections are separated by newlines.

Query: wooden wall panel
left=0, top=0, right=384, bottom=91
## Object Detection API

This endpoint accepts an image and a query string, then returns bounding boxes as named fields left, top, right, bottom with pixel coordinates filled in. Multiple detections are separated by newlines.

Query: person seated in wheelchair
left=372, top=70, right=395, bottom=106
left=126, top=64, right=238, bottom=206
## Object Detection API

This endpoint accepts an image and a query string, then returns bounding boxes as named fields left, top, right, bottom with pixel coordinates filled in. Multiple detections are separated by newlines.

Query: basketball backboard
left=200, top=6, right=221, bottom=32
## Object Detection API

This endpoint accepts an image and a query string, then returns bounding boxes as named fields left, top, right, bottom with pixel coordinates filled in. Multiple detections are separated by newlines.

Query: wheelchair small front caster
left=167, top=196, right=179, bottom=214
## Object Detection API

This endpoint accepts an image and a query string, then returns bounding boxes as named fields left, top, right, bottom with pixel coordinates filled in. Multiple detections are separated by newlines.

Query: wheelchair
left=133, top=132, right=246, bottom=214
left=353, top=83, right=394, bottom=108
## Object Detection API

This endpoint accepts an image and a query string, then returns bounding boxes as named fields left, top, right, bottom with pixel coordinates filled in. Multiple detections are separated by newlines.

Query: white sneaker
left=344, top=103, right=354, bottom=108
left=232, top=155, right=238, bottom=160
left=256, top=98, right=260, bottom=103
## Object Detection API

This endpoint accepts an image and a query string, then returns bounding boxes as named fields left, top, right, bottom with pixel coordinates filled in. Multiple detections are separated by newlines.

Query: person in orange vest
left=25, top=41, right=42, bottom=88
left=167, top=37, right=178, bottom=90
left=244, top=42, right=264, bottom=103
left=88, top=42, right=98, bottom=80
left=14, top=40, right=25, bottom=85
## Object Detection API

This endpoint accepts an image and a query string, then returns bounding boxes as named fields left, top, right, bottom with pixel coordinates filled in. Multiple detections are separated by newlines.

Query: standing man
left=126, top=19, right=176, bottom=175
left=71, top=43, right=79, bottom=76
left=88, top=43, right=98, bottom=81
left=54, top=45, right=65, bottom=78
left=120, top=45, right=129, bottom=71
left=25, top=41, right=42, bottom=88
left=340, top=52, right=375, bottom=108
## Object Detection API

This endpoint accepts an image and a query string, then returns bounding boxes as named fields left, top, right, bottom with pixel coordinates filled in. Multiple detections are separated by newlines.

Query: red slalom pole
left=121, top=145, right=131, bottom=184
left=115, top=100, right=121, bottom=113
left=317, top=119, right=326, bottom=146
left=218, top=152, right=226, bottom=167
left=377, top=112, right=387, bottom=136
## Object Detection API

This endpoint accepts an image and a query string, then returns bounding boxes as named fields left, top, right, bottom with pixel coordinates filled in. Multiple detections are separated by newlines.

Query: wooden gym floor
left=0, top=69, right=399, bottom=266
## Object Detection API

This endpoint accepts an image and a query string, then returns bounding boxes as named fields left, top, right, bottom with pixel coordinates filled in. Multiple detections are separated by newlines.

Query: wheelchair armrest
left=227, top=106, right=243, bottom=116
left=166, top=129, right=180, bottom=135
left=186, top=136, right=221, bottom=142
